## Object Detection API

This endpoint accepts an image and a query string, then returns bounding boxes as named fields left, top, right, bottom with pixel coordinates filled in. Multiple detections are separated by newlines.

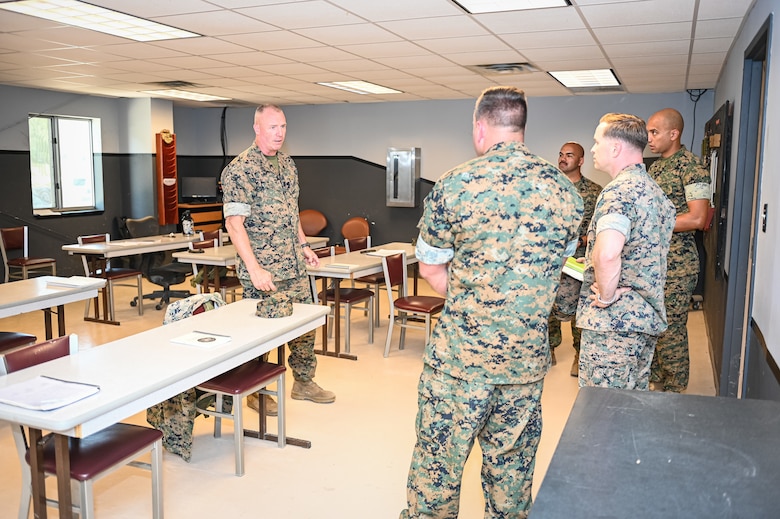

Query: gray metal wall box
left=386, top=147, right=420, bottom=207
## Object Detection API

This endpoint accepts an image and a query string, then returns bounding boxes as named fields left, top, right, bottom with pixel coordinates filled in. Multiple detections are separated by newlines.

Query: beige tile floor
left=0, top=279, right=715, bottom=519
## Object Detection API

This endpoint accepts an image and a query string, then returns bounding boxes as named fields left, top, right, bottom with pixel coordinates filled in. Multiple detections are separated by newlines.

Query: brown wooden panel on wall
left=156, top=130, right=178, bottom=225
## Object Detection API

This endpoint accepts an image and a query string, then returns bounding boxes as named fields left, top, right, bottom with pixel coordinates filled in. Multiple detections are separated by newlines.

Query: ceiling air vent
left=144, top=80, right=199, bottom=88
left=468, top=63, right=538, bottom=75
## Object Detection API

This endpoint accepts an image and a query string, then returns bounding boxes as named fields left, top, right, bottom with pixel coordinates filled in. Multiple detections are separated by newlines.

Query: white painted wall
left=715, top=0, right=779, bottom=361
left=174, top=91, right=712, bottom=189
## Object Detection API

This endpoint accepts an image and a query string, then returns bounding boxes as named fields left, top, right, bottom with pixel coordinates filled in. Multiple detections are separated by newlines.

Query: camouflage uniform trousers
left=549, top=274, right=582, bottom=352
left=400, top=365, right=543, bottom=519
left=579, top=329, right=657, bottom=390
left=242, top=275, right=317, bottom=383
left=650, top=273, right=697, bottom=392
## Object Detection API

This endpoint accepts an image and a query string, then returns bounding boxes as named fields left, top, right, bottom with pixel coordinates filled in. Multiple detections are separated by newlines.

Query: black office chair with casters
left=124, top=216, right=192, bottom=310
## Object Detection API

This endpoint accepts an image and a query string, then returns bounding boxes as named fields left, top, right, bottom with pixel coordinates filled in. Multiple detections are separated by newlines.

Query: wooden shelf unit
left=179, top=203, right=223, bottom=233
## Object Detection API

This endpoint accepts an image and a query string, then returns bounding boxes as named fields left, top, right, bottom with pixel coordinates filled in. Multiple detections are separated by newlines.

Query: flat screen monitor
left=180, top=176, right=217, bottom=203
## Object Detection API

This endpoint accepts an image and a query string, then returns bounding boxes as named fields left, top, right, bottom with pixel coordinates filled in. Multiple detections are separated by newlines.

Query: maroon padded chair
left=78, top=233, right=144, bottom=322
left=188, top=238, right=242, bottom=302
left=0, top=226, right=56, bottom=282
left=0, top=331, right=37, bottom=354
left=1, top=335, right=163, bottom=519
left=318, top=284, right=375, bottom=354
left=381, top=252, right=445, bottom=357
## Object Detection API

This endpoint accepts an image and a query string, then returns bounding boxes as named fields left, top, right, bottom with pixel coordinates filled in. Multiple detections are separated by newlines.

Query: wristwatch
left=301, top=242, right=311, bottom=249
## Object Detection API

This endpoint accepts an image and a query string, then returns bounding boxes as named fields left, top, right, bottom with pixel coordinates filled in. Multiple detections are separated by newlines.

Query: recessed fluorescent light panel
left=456, top=0, right=570, bottom=14
left=0, top=0, right=200, bottom=42
left=318, top=81, right=402, bottom=95
left=549, top=69, right=620, bottom=89
left=142, top=90, right=230, bottom=102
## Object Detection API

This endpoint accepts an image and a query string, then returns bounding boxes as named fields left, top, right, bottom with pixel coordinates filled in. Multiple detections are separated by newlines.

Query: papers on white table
left=171, top=331, right=232, bottom=348
left=46, top=276, right=102, bottom=288
left=364, top=249, right=405, bottom=257
left=0, top=375, right=100, bottom=411
left=319, top=263, right=358, bottom=271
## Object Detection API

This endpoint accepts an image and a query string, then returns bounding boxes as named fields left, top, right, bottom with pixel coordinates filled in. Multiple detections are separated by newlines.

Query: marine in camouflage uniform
left=647, top=109, right=712, bottom=392
left=401, top=87, right=583, bottom=519
left=548, top=142, right=602, bottom=373
left=577, top=113, right=676, bottom=391
left=147, top=293, right=227, bottom=461
left=221, top=105, right=332, bottom=404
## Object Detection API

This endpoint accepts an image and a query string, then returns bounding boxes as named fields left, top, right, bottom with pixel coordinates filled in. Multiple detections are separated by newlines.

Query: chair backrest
left=77, top=234, right=110, bottom=276
left=1, top=335, right=76, bottom=375
left=1, top=226, right=28, bottom=255
left=341, top=217, right=369, bottom=240
left=299, top=209, right=327, bottom=236
left=381, top=252, right=408, bottom=300
left=345, top=236, right=371, bottom=252
left=200, top=229, right=222, bottom=243
left=189, top=239, right=218, bottom=251
left=125, top=216, right=160, bottom=238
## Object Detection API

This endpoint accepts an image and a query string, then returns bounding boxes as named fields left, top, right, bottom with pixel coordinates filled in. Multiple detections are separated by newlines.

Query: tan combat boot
left=246, top=393, right=278, bottom=416
left=291, top=381, right=336, bottom=403
left=570, top=351, right=579, bottom=378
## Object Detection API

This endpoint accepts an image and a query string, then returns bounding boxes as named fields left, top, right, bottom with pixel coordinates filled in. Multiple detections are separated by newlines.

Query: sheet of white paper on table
left=320, top=263, right=358, bottom=270
left=0, top=375, right=100, bottom=411
left=171, top=331, right=232, bottom=348
left=365, top=249, right=406, bottom=257
left=46, top=276, right=103, bottom=288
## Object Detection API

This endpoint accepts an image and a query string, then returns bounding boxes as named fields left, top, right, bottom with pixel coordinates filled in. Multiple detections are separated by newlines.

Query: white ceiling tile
left=327, top=0, right=463, bottom=22
left=151, top=11, right=277, bottom=36
left=476, top=7, right=585, bottom=34
left=580, top=0, right=696, bottom=27
left=502, top=29, right=596, bottom=49
left=592, top=22, right=692, bottom=44
left=692, top=37, right=736, bottom=53
left=695, top=18, right=743, bottom=39
left=603, top=40, right=690, bottom=58
left=696, top=0, right=755, bottom=20
left=237, top=1, right=365, bottom=30
left=294, top=24, right=401, bottom=46
left=523, top=45, right=605, bottom=61
left=220, top=31, right=322, bottom=51
left=378, top=16, right=488, bottom=40
left=338, top=41, right=432, bottom=59
left=417, top=35, right=513, bottom=54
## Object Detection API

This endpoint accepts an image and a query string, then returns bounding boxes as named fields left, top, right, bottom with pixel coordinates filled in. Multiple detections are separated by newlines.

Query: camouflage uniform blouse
left=220, top=142, right=306, bottom=282
left=417, top=141, right=583, bottom=385
left=648, top=145, right=711, bottom=278
left=577, top=164, right=676, bottom=336
left=572, top=175, right=603, bottom=257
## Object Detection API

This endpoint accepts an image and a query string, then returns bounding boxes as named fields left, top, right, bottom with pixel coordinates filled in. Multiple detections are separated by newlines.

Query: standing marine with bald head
left=646, top=107, right=711, bottom=393
left=549, top=142, right=602, bottom=376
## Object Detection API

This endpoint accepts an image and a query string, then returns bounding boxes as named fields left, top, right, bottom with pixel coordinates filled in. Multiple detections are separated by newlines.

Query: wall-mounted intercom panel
left=386, top=147, right=420, bottom=207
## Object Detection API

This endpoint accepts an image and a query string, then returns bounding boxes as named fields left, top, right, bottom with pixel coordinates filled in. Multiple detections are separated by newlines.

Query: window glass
left=28, top=114, right=103, bottom=215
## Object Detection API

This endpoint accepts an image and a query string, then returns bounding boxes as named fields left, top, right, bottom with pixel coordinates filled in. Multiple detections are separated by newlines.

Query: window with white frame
left=28, top=114, right=104, bottom=215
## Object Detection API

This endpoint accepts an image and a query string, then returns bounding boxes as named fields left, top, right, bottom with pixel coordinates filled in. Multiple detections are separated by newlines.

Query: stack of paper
left=0, top=375, right=100, bottom=411
left=46, top=276, right=103, bottom=288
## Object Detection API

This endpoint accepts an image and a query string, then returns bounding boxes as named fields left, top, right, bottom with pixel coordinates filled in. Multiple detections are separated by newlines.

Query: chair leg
left=136, top=274, right=144, bottom=316
left=213, top=395, right=224, bottom=438
left=151, top=438, right=163, bottom=519
left=344, top=303, right=352, bottom=353
left=384, top=310, right=395, bottom=357
left=233, top=395, right=245, bottom=476
left=374, top=283, right=381, bottom=327
left=367, top=296, right=374, bottom=344
left=80, top=479, right=94, bottom=519
left=399, top=312, right=408, bottom=350
left=276, top=375, right=286, bottom=448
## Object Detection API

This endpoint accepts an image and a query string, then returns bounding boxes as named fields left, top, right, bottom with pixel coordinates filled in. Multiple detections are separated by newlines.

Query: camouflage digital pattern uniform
left=147, top=293, right=227, bottom=461
left=401, top=141, right=583, bottom=519
left=648, top=146, right=711, bottom=392
left=221, top=142, right=317, bottom=382
left=576, top=163, right=676, bottom=390
left=549, top=175, right=602, bottom=352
